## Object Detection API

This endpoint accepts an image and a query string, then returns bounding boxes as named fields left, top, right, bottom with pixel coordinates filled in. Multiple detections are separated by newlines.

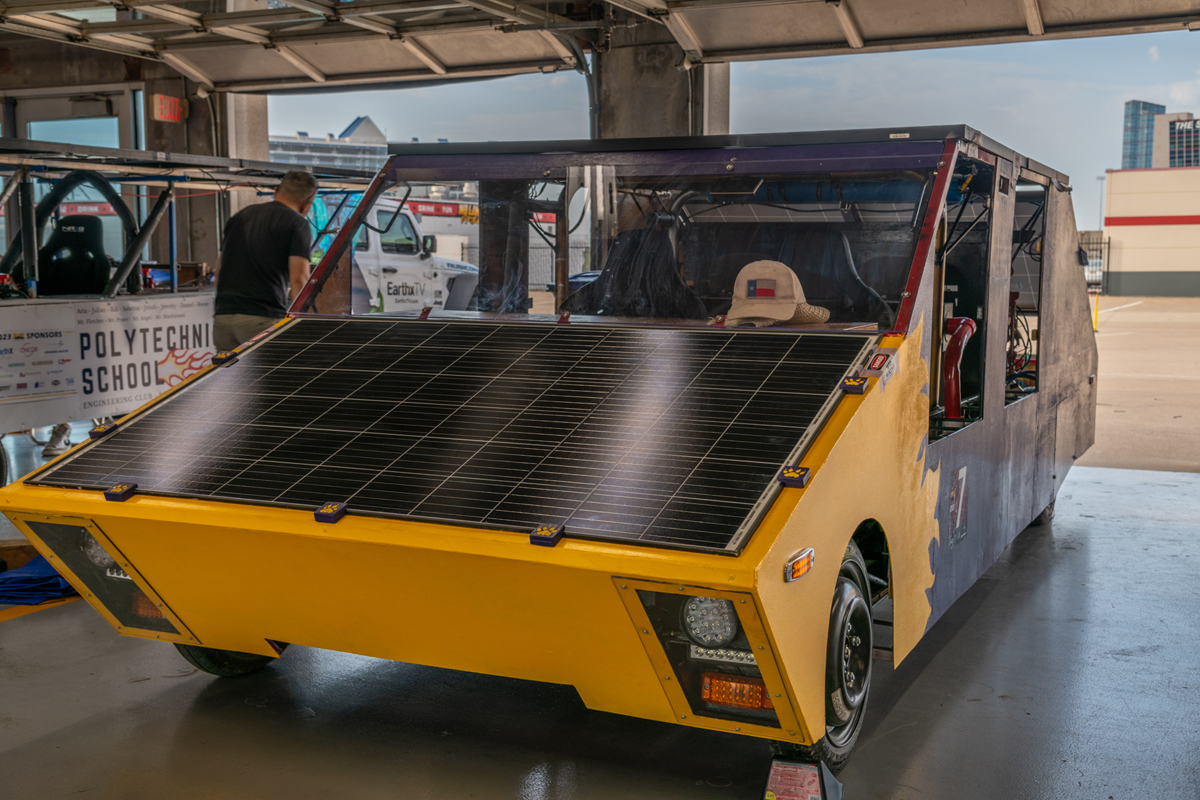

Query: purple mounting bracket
left=315, top=501, right=348, bottom=523
left=777, top=466, right=811, bottom=488
left=530, top=523, right=565, bottom=547
left=89, top=422, right=117, bottom=440
left=104, top=483, right=138, bottom=502
left=840, top=376, right=868, bottom=395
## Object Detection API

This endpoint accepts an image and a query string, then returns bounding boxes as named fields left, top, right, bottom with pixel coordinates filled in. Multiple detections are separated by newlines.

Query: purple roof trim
left=384, top=141, right=947, bottom=182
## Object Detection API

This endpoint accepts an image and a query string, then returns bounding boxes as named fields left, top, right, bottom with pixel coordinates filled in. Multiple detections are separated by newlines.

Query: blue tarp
left=0, top=555, right=78, bottom=605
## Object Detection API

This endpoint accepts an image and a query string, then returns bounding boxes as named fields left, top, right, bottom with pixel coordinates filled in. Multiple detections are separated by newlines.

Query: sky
left=269, top=29, right=1200, bottom=231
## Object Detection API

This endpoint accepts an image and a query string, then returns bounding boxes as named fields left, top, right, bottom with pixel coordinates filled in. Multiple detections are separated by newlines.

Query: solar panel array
left=33, top=318, right=872, bottom=553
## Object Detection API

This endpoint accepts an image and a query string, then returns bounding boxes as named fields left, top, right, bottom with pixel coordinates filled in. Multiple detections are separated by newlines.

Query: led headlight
left=80, top=531, right=116, bottom=568
left=681, top=596, right=738, bottom=647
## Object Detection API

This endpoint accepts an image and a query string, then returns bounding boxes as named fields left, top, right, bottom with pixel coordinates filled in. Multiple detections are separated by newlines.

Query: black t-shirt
left=215, top=201, right=312, bottom=317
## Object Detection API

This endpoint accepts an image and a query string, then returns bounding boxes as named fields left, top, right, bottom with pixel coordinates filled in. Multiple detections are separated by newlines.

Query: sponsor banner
left=0, top=294, right=214, bottom=432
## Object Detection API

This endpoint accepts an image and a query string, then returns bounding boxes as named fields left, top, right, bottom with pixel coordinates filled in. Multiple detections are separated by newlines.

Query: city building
left=269, top=116, right=388, bottom=171
left=1123, top=100, right=1165, bottom=169
left=1103, top=166, right=1200, bottom=296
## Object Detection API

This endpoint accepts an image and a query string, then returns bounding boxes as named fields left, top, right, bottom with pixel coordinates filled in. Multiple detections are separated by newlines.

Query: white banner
left=0, top=293, right=215, bottom=432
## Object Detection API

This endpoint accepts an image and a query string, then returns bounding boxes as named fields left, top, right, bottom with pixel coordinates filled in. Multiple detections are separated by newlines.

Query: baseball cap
left=727, top=261, right=830, bottom=326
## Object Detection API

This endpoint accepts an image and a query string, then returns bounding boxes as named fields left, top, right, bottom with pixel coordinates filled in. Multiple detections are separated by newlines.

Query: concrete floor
left=2, top=466, right=1198, bottom=799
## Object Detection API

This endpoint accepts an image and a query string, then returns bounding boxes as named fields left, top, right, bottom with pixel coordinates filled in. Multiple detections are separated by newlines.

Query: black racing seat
left=560, top=226, right=707, bottom=320
left=35, top=215, right=111, bottom=296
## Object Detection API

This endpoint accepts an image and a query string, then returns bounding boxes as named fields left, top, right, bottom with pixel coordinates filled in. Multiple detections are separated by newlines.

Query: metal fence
left=462, top=244, right=593, bottom=289
left=1078, top=231, right=1110, bottom=293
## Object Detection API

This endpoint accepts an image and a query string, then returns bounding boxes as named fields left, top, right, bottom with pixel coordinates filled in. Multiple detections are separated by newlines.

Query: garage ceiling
left=0, top=0, right=1197, bottom=92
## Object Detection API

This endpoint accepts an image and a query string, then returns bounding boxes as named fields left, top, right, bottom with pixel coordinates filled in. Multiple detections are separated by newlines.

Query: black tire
left=1031, top=500, right=1056, bottom=526
left=770, top=540, right=872, bottom=772
left=174, top=643, right=286, bottom=677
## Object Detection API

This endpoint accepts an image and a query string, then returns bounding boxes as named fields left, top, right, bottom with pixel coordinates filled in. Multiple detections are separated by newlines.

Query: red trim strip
left=1105, top=215, right=1200, bottom=226
left=894, top=139, right=959, bottom=332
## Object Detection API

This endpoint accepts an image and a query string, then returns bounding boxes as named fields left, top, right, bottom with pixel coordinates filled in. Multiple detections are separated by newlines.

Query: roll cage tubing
left=294, top=138, right=1002, bottom=333
left=292, top=163, right=397, bottom=314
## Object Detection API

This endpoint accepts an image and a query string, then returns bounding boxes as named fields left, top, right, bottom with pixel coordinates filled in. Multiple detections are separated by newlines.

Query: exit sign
left=151, top=94, right=189, bottom=123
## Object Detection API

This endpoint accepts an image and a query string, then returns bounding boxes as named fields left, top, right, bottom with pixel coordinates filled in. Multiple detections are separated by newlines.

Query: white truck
left=351, top=199, right=479, bottom=313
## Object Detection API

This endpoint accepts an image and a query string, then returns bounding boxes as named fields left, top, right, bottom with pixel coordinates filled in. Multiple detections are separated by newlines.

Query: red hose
left=943, top=317, right=977, bottom=419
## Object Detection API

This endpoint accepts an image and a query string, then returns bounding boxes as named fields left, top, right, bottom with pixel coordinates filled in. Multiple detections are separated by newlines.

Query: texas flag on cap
left=747, top=279, right=776, bottom=298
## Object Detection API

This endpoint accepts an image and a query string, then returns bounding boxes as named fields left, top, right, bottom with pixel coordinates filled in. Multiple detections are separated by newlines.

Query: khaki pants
left=214, top=314, right=283, bottom=351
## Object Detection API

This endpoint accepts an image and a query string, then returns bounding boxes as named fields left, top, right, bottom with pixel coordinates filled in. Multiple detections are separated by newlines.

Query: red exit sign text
left=152, top=94, right=189, bottom=123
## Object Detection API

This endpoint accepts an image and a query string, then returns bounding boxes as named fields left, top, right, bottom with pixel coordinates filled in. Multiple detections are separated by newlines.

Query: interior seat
left=560, top=226, right=707, bottom=320
left=34, top=215, right=111, bottom=296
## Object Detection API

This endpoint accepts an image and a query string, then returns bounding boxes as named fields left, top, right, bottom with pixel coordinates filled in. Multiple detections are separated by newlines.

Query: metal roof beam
left=601, top=0, right=662, bottom=21
left=0, top=17, right=153, bottom=56
left=825, top=0, right=862, bottom=48
left=454, top=0, right=568, bottom=27
left=699, top=14, right=1200, bottom=62
left=400, top=35, right=446, bottom=72
left=134, top=3, right=201, bottom=26
left=160, top=52, right=214, bottom=88
left=214, top=57, right=563, bottom=91
left=154, top=15, right=498, bottom=50
left=77, top=1, right=464, bottom=35
left=275, top=45, right=327, bottom=80
left=660, top=11, right=702, bottom=58
left=1020, top=0, right=1044, bottom=36
left=5, top=10, right=159, bottom=52
left=340, top=13, right=400, bottom=34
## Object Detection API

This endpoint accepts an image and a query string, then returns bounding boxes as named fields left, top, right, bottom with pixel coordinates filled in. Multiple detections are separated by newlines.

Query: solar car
left=2, top=127, right=1097, bottom=770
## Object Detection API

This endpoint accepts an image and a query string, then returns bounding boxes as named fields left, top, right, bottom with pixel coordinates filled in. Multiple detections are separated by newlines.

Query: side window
left=1006, top=178, right=1046, bottom=404
left=354, top=225, right=369, bottom=252
left=931, top=156, right=994, bottom=440
left=378, top=212, right=417, bottom=254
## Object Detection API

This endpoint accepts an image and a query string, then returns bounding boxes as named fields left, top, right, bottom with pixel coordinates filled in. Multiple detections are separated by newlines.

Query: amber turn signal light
left=700, top=671, right=774, bottom=711
left=131, top=589, right=165, bottom=620
left=784, top=548, right=814, bottom=583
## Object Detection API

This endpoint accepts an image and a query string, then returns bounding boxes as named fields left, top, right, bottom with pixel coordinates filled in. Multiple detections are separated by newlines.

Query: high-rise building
left=1123, top=100, right=1166, bottom=169
left=270, top=116, right=388, bottom=172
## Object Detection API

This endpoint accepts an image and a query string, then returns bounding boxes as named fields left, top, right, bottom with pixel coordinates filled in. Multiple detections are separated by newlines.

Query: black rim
left=826, top=561, right=872, bottom=749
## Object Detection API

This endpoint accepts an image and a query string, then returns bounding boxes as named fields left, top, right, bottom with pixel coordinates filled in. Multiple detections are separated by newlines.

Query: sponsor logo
left=46, top=349, right=68, bottom=354
left=16, top=383, right=26, bottom=389
left=7, top=362, right=23, bottom=367
left=12, top=333, right=23, bottom=339
left=0, top=349, right=12, bottom=356
left=33, top=381, right=43, bottom=388
left=66, top=378, right=75, bottom=386
left=0, top=385, right=10, bottom=391
left=51, top=379, right=60, bottom=386
left=58, top=358, right=71, bottom=364
left=32, top=359, right=52, bottom=365
left=20, top=344, right=38, bottom=356
left=0, top=374, right=9, bottom=379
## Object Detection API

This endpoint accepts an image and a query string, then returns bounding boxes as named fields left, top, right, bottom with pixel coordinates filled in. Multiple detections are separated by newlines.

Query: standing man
left=213, top=170, right=318, bottom=351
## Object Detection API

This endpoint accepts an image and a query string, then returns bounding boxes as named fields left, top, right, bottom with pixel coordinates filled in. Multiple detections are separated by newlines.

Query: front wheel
left=770, top=540, right=873, bottom=771
left=174, top=643, right=287, bottom=677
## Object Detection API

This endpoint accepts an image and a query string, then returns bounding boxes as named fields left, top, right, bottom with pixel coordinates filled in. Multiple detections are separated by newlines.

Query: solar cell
left=31, top=318, right=873, bottom=554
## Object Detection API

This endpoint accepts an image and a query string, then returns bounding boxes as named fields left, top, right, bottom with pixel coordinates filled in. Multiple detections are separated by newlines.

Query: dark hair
left=277, top=170, right=318, bottom=205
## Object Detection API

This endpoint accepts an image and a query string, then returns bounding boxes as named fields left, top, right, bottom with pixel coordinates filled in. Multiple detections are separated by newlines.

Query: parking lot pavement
left=1075, top=296, right=1200, bottom=473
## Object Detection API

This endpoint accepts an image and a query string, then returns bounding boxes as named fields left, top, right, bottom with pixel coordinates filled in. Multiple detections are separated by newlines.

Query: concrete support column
left=595, top=30, right=729, bottom=139
left=224, top=92, right=269, bottom=218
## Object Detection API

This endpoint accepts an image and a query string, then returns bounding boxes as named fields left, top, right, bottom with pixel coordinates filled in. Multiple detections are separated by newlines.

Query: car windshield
left=299, top=143, right=938, bottom=330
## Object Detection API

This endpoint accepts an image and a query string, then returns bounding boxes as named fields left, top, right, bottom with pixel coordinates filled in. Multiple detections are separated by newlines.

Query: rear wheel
left=174, top=643, right=286, bottom=677
left=770, top=540, right=872, bottom=771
